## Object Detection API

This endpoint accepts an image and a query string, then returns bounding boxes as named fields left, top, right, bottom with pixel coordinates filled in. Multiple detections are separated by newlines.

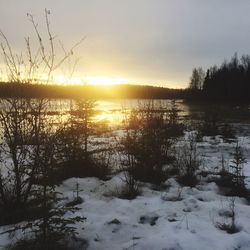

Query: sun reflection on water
left=44, top=99, right=188, bottom=128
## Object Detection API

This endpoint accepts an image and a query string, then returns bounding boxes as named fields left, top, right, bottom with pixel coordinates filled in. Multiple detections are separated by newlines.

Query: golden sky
left=1, top=1, right=250, bottom=88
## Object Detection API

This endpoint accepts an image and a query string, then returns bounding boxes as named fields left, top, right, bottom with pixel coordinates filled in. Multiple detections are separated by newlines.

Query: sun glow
left=53, top=75, right=82, bottom=85
left=52, top=75, right=128, bottom=86
left=86, top=76, right=127, bottom=86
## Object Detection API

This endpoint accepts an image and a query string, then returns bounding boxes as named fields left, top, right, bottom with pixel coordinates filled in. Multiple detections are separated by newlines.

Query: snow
left=58, top=175, right=250, bottom=250
left=1, top=133, right=250, bottom=249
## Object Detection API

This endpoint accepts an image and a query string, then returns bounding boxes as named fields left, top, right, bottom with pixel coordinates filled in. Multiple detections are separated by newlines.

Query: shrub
left=166, top=100, right=185, bottom=138
left=55, top=100, right=112, bottom=180
left=199, top=108, right=220, bottom=136
left=216, top=144, right=248, bottom=198
left=221, top=123, right=235, bottom=141
left=216, top=197, right=240, bottom=234
left=120, top=101, right=175, bottom=185
left=0, top=99, right=48, bottom=224
left=175, top=133, right=202, bottom=187
left=229, top=142, right=247, bottom=197
left=118, top=174, right=141, bottom=200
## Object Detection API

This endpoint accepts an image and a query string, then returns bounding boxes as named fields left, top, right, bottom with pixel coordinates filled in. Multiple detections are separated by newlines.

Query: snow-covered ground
left=1, top=132, right=250, bottom=250
left=61, top=175, right=250, bottom=250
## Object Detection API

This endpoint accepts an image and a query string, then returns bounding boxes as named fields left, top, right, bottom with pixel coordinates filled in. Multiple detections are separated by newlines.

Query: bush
left=120, top=101, right=175, bottom=184
left=216, top=197, right=240, bottom=234
left=118, top=154, right=141, bottom=200
left=216, top=144, right=248, bottom=198
left=0, top=99, right=49, bottom=224
left=199, top=108, right=220, bottom=136
left=221, top=123, right=235, bottom=141
left=229, top=142, right=248, bottom=197
left=118, top=180, right=141, bottom=200
left=166, top=100, right=185, bottom=138
left=175, top=134, right=201, bottom=187
left=55, top=102, right=112, bottom=180
left=7, top=236, right=88, bottom=250
left=0, top=10, right=85, bottom=246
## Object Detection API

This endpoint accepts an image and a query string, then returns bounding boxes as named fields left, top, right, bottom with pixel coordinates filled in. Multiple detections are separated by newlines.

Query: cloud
left=1, top=0, right=250, bottom=87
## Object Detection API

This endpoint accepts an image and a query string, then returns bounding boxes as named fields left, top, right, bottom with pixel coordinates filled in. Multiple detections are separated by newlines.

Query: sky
left=1, top=0, right=250, bottom=88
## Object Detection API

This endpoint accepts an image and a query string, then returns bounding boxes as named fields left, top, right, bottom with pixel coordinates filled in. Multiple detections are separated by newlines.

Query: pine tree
left=230, top=142, right=246, bottom=195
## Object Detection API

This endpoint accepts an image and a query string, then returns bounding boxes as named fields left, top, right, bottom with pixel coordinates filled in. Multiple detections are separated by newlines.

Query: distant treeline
left=0, top=82, right=185, bottom=99
left=2, top=53, right=250, bottom=102
left=188, top=53, right=250, bottom=102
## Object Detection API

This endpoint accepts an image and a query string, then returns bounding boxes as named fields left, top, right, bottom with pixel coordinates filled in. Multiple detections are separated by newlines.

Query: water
left=44, top=99, right=190, bottom=127
left=1, top=98, right=250, bottom=133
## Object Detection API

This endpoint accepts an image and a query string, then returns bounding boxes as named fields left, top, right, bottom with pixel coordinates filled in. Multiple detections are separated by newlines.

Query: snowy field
left=0, top=131, right=250, bottom=250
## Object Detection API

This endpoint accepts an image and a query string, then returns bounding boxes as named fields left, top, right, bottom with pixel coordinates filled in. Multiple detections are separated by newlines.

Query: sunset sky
left=1, top=1, right=250, bottom=88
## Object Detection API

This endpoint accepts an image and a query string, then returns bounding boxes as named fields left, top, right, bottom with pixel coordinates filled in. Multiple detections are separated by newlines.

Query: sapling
left=175, top=133, right=202, bottom=187
left=120, top=101, right=175, bottom=185
left=231, top=142, right=245, bottom=186
left=70, top=180, right=84, bottom=206
left=167, top=99, right=184, bottom=137
left=216, top=153, right=232, bottom=187
left=119, top=150, right=141, bottom=200
left=216, top=197, right=240, bottom=234
left=230, top=141, right=247, bottom=196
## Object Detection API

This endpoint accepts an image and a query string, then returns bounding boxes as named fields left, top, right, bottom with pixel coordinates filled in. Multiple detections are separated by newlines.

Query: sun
left=52, top=75, right=82, bottom=85
left=52, top=75, right=128, bottom=86
left=85, top=76, right=128, bottom=86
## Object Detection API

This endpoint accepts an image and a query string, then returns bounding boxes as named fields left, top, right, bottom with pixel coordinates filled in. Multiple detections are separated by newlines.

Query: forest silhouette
left=1, top=54, right=250, bottom=102
left=0, top=82, right=185, bottom=99
left=188, top=53, right=250, bottom=102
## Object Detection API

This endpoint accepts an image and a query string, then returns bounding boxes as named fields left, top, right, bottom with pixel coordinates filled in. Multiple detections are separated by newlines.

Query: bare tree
left=0, top=9, right=83, bottom=84
left=0, top=99, right=46, bottom=212
left=0, top=9, right=82, bottom=222
left=0, top=10, right=86, bottom=249
left=189, top=67, right=205, bottom=90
